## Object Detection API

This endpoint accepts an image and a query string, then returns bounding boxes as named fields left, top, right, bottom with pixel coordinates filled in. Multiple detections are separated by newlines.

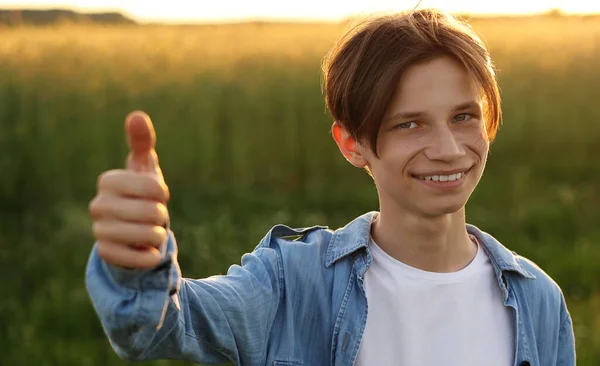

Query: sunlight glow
left=2, top=0, right=599, bottom=23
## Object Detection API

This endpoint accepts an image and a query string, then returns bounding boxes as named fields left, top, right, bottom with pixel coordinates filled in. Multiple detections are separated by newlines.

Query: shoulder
left=253, top=212, right=376, bottom=257
left=468, top=224, right=567, bottom=311
left=509, top=251, right=573, bottom=340
left=496, top=246, right=570, bottom=328
left=255, top=223, right=333, bottom=250
left=511, top=252, right=566, bottom=305
left=252, top=223, right=334, bottom=266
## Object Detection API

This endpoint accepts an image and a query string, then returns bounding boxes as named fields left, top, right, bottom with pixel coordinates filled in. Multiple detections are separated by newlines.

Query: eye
left=396, top=121, right=418, bottom=129
left=453, top=113, right=473, bottom=122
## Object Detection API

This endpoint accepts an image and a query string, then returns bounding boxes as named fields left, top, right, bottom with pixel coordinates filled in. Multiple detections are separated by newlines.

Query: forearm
left=85, top=230, right=281, bottom=364
left=85, top=230, right=201, bottom=361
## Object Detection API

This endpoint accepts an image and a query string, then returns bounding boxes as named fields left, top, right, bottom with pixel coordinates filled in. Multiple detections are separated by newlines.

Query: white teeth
left=418, top=171, right=467, bottom=182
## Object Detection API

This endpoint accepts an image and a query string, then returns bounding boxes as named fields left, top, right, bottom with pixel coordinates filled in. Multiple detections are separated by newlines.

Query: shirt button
left=520, top=362, right=531, bottom=366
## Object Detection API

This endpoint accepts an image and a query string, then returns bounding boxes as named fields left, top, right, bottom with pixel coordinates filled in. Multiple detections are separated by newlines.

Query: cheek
left=369, top=138, right=415, bottom=180
left=380, top=140, right=416, bottom=168
left=474, top=128, right=490, bottom=156
left=461, top=123, right=489, bottom=157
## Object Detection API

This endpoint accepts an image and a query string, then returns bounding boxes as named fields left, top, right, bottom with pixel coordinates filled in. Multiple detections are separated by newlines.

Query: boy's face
left=335, top=56, right=490, bottom=218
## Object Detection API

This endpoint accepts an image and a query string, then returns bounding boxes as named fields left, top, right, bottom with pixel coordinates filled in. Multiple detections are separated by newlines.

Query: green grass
left=1, top=16, right=599, bottom=365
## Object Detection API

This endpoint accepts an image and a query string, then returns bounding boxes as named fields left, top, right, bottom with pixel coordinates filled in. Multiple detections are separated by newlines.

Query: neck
left=370, top=206, right=477, bottom=273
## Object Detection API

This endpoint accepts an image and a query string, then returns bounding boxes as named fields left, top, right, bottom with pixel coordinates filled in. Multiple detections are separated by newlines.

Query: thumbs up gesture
left=89, top=111, right=171, bottom=269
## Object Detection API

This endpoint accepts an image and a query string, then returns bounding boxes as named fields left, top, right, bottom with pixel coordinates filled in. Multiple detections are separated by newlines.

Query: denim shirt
left=85, top=211, right=575, bottom=366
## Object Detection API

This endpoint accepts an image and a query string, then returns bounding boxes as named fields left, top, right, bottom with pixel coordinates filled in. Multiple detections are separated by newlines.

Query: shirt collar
left=325, top=211, right=536, bottom=280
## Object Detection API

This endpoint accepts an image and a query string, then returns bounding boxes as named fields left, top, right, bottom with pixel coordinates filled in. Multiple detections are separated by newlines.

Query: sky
left=1, top=0, right=599, bottom=23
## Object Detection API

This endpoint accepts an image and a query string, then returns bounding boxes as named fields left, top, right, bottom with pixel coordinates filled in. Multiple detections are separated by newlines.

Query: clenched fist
left=89, top=111, right=171, bottom=269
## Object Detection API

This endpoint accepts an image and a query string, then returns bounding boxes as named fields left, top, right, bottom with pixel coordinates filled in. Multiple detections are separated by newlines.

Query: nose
left=424, top=124, right=465, bottom=162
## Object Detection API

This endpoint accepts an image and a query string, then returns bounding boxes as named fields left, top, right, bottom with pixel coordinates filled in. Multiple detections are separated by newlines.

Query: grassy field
left=1, top=14, right=599, bottom=365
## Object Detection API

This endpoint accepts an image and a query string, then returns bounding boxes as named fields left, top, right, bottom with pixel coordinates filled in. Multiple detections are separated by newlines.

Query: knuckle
left=89, top=195, right=112, bottom=220
left=92, top=221, right=103, bottom=239
left=150, top=179, right=168, bottom=202
left=163, top=183, right=171, bottom=202
left=88, top=197, right=99, bottom=217
left=97, top=169, right=120, bottom=191
left=97, top=170, right=112, bottom=189
left=151, top=203, right=168, bottom=225
left=96, top=241, right=110, bottom=260
left=152, top=226, right=168, bottom=246
left=159, top=202, right=170, bottom=222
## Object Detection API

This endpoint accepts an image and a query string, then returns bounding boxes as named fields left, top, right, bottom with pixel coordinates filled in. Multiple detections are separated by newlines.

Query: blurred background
left=0, top=0, right=598, bottom=365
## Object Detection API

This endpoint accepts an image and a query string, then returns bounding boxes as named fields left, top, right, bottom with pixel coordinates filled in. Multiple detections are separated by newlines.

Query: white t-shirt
left=355, top=235, right=514, bottom=366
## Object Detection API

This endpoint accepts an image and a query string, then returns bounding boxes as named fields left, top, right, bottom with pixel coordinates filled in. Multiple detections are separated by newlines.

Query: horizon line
left=0, top=6, right=597, bottom=25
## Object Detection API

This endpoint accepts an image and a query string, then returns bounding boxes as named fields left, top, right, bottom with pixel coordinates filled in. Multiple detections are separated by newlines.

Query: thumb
left=125, top=111, right=163, bottom=178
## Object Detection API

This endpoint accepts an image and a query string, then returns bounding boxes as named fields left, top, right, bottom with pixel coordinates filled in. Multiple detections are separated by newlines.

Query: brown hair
left=322, top=8, right=501, bottom=157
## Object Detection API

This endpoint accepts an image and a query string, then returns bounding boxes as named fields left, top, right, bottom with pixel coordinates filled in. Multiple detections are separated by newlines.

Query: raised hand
left=89, top=111, right=171, bottom=269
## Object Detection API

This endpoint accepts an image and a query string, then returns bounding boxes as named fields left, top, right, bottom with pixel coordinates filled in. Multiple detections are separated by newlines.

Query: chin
left=423, top=201, right=467, bottom=217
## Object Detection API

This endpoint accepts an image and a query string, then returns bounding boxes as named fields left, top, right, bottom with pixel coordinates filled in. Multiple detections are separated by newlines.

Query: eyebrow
left=385, top=101, right=482, bottom=121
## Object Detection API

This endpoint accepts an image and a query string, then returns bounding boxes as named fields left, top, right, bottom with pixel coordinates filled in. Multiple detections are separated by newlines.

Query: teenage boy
left=86, top=8, right=575, bottom=366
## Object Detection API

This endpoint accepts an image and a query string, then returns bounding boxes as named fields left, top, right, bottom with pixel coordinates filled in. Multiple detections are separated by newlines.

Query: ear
left=331, top=121, right=369, bottom=168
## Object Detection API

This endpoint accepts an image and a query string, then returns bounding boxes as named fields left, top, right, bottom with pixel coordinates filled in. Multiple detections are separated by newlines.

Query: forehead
left=390, top=56, right=482, bottom=112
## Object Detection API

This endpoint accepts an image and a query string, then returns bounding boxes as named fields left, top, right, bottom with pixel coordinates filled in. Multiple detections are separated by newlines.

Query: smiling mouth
left=411, top=166, right=473, bottom=182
